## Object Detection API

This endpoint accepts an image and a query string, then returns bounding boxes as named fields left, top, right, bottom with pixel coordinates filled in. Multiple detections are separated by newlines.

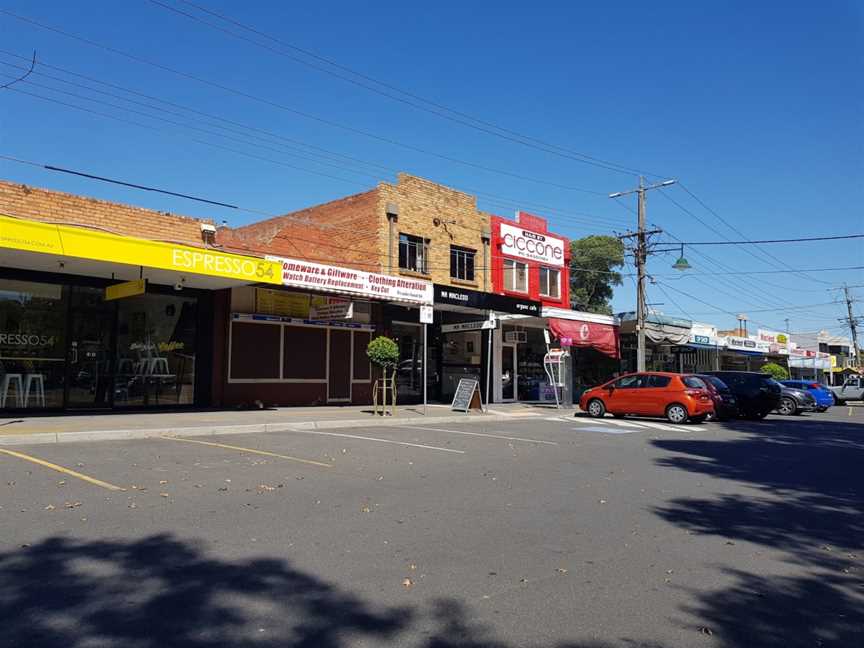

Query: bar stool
left=24, top=373, right=45, bottom=408
left=0, top=374, right=24, bottom=408
left=149, top=358, right=170, bottom=375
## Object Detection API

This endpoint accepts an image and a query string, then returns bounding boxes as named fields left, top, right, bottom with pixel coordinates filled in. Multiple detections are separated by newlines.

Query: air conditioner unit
left=505, top=331, right=527, bottom=344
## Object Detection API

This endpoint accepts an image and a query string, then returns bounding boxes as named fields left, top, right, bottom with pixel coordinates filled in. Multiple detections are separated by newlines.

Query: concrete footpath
left=0, top=402, right=559, bottom=446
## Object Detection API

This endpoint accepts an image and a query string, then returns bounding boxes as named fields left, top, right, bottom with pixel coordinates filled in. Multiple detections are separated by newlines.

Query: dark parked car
left=776, top=385, right=818, bottom=415
left=695, top=374, right=738, bottom=420
left=704, top=371, right=782, bottom=419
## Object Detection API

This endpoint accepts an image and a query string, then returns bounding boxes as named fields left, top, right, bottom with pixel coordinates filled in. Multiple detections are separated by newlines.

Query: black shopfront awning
left=433, top=284, right=541, bottom=316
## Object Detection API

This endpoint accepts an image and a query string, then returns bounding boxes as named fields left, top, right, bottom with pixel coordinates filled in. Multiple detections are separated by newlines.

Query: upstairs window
left=503, top=259, right=528, bottom=293
left=539, top=267, right=560, bottom=299
left=450, top=245, right=476, bottom=282
left=398, top=233, right=428, bottom=274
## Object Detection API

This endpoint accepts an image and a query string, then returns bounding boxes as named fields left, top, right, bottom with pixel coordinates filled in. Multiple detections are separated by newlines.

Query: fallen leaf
left=520, top=578, right=528, bottom=583
left=128, top=503, right=137, bottom=509
left=159, top=480, right=168, bottom=485
left=360, top=505, right=372, bottom=513
left=698, top=627, right=714, bottom=636
left=257, top=484, right=276, bottom=492
left=555, top=568, right=568, bottom=574
left=598, top=499, right=607, bottom=504
left=409, top=564, right=417, bottom=570
left=218, top=487, right=228, bottom=492
left=57, top=480, right=66, bottom=486
left=64, top=501, right=82, bottom=509
left=44, top=504, right=55, bottom=511
left=159, top=493, right=169, bottom=498
left=402, top=578, right=413, bottom=588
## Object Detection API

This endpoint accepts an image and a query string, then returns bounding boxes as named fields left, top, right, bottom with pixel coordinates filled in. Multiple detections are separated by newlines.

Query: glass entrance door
left=66, top=287, right=115, bottom=409
left=501, top=343, right=517, bottom=401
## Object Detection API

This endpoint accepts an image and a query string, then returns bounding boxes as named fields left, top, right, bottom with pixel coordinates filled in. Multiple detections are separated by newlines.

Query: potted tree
left=760, top=361, right=789, bottom=381
left=367, top=336, right=400, bottom=415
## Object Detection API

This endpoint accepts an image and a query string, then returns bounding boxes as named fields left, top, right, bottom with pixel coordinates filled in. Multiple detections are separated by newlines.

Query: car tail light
left=685, top=389, right=708, bottom=399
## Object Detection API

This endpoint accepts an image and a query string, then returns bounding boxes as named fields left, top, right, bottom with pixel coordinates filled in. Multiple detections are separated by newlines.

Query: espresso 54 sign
left=500, top=222, right=565, bottom=267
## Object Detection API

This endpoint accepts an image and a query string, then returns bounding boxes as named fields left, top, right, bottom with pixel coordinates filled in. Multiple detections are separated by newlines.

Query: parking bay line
left=0, top=448, right=126, bottom=491
left=159, top=436, right=333, bottom=467
left=401, top=426, right=558, bottom=446
left=278, top=429, right=465, bottom=454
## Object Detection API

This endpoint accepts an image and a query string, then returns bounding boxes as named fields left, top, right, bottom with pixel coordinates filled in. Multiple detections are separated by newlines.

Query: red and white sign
left=500, top=222, right=565, bottom=267
left=548, top=318, right=620, bottom=359
left=267, top=256, right=434, bottom=305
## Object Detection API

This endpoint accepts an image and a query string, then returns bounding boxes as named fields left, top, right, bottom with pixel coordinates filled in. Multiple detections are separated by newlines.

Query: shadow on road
left=0, top=534, right=651, bottom=648
left=652, top=418, right=864, bottom=647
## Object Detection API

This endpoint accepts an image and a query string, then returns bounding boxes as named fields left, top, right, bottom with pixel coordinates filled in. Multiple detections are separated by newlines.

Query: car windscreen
left=682, top=376, right=707, bottom=389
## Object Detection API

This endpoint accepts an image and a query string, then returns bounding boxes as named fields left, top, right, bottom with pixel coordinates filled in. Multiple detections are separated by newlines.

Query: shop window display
left=115, top=294, right=197, bottom=407
left=0, top=279, right=66, bottom=409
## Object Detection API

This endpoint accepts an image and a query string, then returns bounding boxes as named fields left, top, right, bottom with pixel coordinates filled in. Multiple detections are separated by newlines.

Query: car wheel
left=586, top=399, right=606, bottom=418
left=666, top=403, right=689, bottom=424
left=777, top=397, right=797, bottom=416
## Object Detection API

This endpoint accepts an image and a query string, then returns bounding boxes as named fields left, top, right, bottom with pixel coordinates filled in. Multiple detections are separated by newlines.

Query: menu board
left=451, top=378, right=482, bottom=412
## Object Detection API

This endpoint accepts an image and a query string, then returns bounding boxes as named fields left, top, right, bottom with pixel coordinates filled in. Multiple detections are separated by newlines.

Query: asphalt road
left=1, top=407, right=862, bottom=648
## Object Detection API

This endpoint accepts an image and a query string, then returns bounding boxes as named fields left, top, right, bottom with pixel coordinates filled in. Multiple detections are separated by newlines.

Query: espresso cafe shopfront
left=0, top=214, right=283, bottom=412
left=217, top=256, right=434, bottom=407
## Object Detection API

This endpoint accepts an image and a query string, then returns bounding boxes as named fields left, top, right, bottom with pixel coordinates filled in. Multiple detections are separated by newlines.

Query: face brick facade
left=0, top=180, right=213, bottom=248
left=223, top=173, right=493, bottom=290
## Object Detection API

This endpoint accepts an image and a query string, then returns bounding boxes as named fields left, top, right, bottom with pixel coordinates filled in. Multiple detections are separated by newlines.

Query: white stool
left=0, top=374, right=24, bottom=408
left=149, top=358, right=170, bottom=375
left=24, top=374, right=45, bottom=408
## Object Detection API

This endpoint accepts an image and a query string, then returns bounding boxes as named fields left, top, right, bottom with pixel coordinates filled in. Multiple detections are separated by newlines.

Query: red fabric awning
left=548, top=318, right=620, bottom=359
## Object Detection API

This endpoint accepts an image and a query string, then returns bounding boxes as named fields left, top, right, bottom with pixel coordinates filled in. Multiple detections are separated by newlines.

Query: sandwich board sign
left=451, top=378, right=482, bottom=413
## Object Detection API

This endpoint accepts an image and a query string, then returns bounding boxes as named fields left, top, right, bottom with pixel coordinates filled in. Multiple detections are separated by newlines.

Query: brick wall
left=220, top=190, right=381, bottom=270
left=0, top=180, right=212, bottom=248
left=377, top=174, right=491, bottom=289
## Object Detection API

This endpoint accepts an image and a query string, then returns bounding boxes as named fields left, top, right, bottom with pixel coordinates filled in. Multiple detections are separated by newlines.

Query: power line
left=679, top=234, right=864, bottom=246
left=149, top=0, right=660, bottom=179
left=0, top=55, right=634, bottom=231
left=0, top=10, right=619, bottom=196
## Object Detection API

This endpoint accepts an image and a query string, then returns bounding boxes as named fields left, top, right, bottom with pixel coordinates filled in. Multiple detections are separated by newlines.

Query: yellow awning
left=0, top=213, right=281, bottom=285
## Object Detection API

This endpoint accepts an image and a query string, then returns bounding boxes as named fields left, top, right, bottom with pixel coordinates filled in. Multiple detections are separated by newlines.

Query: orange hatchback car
left=579, top=372, right=714, bottom=424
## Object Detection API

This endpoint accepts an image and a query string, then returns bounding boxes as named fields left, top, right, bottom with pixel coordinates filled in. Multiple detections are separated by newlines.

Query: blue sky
left=1, top=0, right=862, bottom=334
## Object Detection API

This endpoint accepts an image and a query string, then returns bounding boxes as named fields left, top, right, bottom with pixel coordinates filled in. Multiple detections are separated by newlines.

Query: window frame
left=449, top=245, right=476, bottom=282
left=538, top=266, right=561, bottom=299
left=398, top=233, right=429, bottom=274
left=503, top=258, right=529, bottom=293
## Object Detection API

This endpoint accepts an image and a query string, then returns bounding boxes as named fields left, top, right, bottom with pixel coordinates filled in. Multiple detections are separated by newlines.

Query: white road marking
left=572, top=426, right=638, bottom=435
left=401, top=426, right=558, bottom=446
left=626, top=421, right=681, bottom=432
left=279, top=429, right=465, bottom=454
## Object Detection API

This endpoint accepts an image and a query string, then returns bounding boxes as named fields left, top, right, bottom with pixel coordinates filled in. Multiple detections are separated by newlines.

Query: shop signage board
left=433, top=284, right=541, bottom=315
left=255, top=289, right=353, bottom=320
left=268, top=255, right=433, bottom=305
left=232, top=312, right=374, bottom=330
left=0, top=214, right=282, bottom=284
left=451, top=378, right=482, bottom=412
left=723, top=336, right=771, bottom=353
left=499, top=222, right=565, bottom=267
left=441, top=320, right=498, bottom=333
left=105, top=279, right=147, bottom=301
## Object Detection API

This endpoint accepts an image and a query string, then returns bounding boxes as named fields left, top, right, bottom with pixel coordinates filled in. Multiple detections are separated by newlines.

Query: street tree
left=569, top=235, right=625, bottom=314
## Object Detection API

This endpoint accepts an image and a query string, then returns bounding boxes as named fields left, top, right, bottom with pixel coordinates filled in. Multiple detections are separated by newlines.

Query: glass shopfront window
left=442, top=330, right=483, bottom=400
left=0, top=279, right=66, bottom=409
left=393, top=321, right=423, bottom=403
left=0, top=275, right=201, bottom=411
left=115, top=294, right=197, bottom=407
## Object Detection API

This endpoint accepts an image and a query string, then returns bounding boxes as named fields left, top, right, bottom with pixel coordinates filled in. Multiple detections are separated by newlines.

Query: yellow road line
left=0, top=448, right=125, bottom=491
left=159, top=435, right=333, bottom=468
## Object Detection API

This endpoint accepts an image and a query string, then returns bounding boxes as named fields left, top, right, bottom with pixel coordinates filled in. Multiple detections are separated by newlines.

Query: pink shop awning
left=548, top=318, right=620, bottom=359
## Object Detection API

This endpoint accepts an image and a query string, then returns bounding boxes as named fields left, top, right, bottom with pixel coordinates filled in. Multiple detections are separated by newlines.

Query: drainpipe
left=481, top=227, right=491, bottom=291
left=386, top=203, right=399, bottom=273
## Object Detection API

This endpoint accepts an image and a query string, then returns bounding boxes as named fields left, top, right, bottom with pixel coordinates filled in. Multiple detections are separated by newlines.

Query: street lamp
left=672, top=244, right=691, bottom=271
